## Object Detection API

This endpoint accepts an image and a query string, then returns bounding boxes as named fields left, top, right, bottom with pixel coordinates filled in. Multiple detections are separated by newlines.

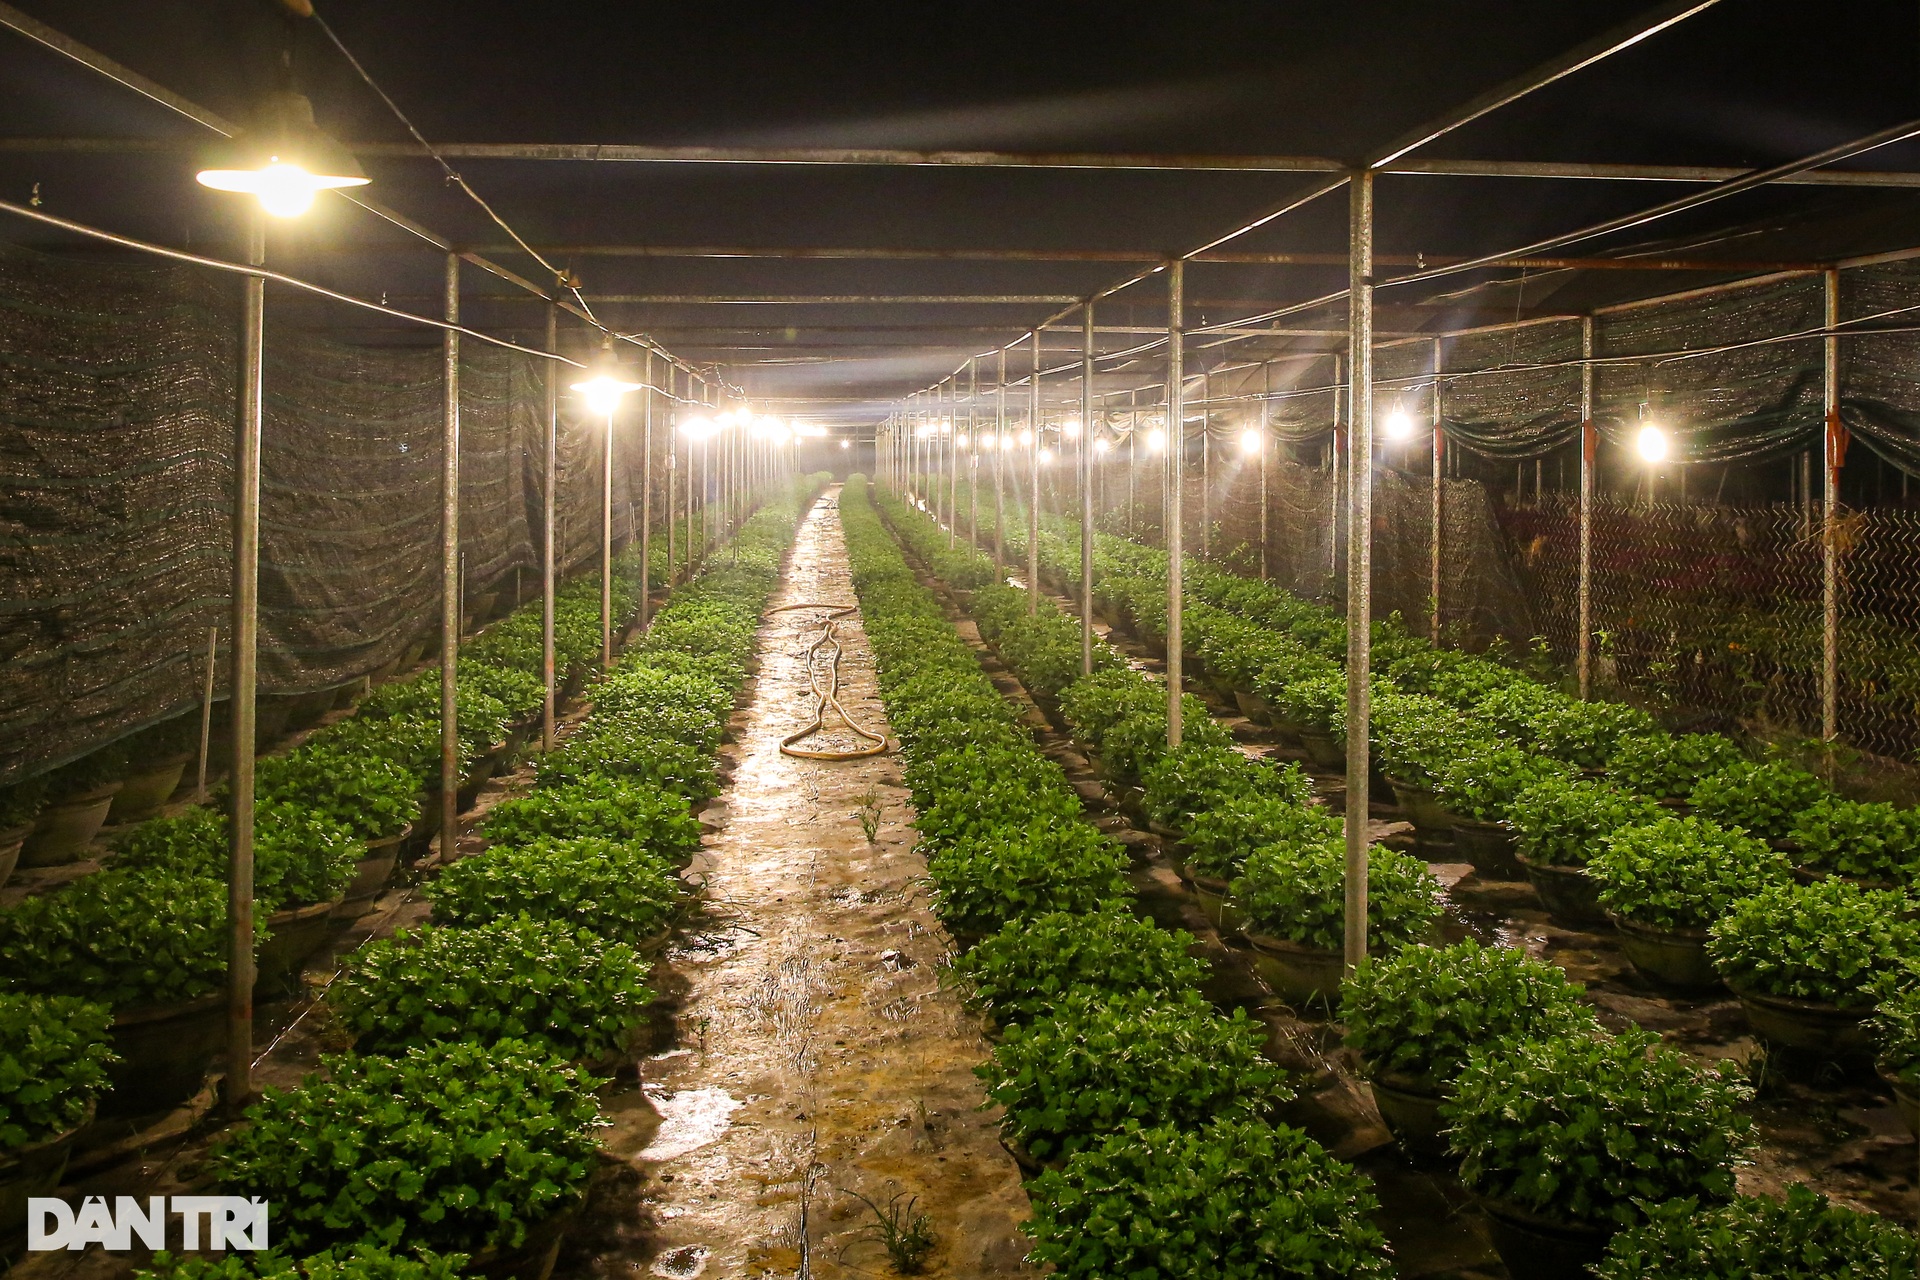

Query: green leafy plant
left=1527, top=698, right=1658, bottom=768
left=925, top=820, right=1131, bottom=940
left=1023, top=1119, right=1393, bottom=1279
left=1592, top=1185, right=1918, bottom=1280
left=1507, top=774, right=1666, bottom=867
left=1688, top=760, right=1829, bottom=843
left=1433, top=744, right=1577, bottom=824
left=330, top=917, right=653, bottom=1062
left=1234, top=837, right=1443, bottom=953
left=480, top=774, right=701, bottom=861
left=1608, top=732, right=1746, bottom=800
left=1869, top=975, right=1920, bottom=1087
left=979, top=989, right=1294, bottom=1161
left=535, top=715, right=719, bottom=801
left=1591, top=816, right=1792, bottom=931
left=256, top=746, right=420, bottom=841
left=1182, top=794, right=1342, bottom=881
left=0, top=991, right=117, bottom=1150
left=1339, top=940, right=1598, bottom=1088
left=1444, top=1028, right=1752, bottom=1229
left=949, top=909, right=1207, bottom=1027
left=428, top=836, right=684, bottom=940
left=0, top=867, right=248, bottom=1008
left=137, top=1246, right=466, bottom=1280
left=1708, top=879, right=1919, bottom=1007
left=1788, top=797, right=1920, bottom=882
left=1373, top=692, right=1501, bottom=788
left=1140, top=743, right=1308, bottom=830
left=212, top=1039, right=603, bottom=1253
left=117, top=800, right=359, bottom=911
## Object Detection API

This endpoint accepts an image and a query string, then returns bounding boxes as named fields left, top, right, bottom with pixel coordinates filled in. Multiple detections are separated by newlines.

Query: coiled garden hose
left=772, top=603, right=890, bottom=760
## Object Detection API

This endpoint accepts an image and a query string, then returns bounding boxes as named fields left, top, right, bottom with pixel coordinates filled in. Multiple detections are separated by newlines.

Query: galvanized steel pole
left=640, top=352, right=655, bottom=630
left=1331, top=351, right=1344, bottom=582
left=1344, top=172, right=1375, bottom=974
left=224, top=209, right=264, bottom=1111
left=968, top=358, right=980, bottom=547
left=1578, top=317, right=1595, bottom=700
left=1200, top=371, right=1211, bottom=561
left=1259, top=362, right=1271, bottom=580
left=995, top=351, right=1007, bottom=579
left=1166, top=260, right=1186, bottom=747
left=666, top=369, right=678, bottom=585
left=1822, top=268, right=1841, bottom=744
left=601, top=392, right=614, bottom=668
left=1081, top=304, right=1096, bottom=675
left=1430, top=338, right=1444, bottom=641
left=439, top=253, right=462, bottom=865
left=541, top=306, right=558, bottom=749
left=1029, top=330, right=1042, bottom=614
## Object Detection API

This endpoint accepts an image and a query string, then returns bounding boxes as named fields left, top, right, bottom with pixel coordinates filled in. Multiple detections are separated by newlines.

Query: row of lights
left=189, top=93, right=859, bottom=453
left=187, top=106, right=1673, bottom=472
left=913, top=412, right=1675, bottom=465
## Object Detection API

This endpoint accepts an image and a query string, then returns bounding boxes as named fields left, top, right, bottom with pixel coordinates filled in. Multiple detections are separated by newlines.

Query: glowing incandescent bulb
left=196, top=93, right=369, bottom=218
left=570, top=341, right=643, bottom=416
left=1384, top=407, right=1415, bottom=442
left=1146, top=427, right=1167, bottom=454
left=1637, top=423, right=1670, bottom=462
left=1238, top=427, right=1263, bottom=457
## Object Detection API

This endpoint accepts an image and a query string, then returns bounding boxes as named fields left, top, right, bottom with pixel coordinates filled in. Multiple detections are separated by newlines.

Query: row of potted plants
left=198, top=480, right=822, bottom=1276
left=974, top=499, right=1920, bottom=1073
left=0, top=512, right=716, bottom=887
left=843, top=477, right=1396, bottom=1279
left=909, top=488, right=1919, bottom=1277
left=0, top=485, right=816, bottom=1262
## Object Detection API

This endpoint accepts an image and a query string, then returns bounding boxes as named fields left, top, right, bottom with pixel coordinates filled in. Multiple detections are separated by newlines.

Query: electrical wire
left=770, top=603, right=889, bottom=760
left=309, top=9, right=575, bottom=295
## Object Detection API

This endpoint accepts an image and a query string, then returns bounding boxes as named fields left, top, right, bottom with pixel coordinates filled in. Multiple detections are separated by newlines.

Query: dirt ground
left=560, top=489, right=1035, bottom=1280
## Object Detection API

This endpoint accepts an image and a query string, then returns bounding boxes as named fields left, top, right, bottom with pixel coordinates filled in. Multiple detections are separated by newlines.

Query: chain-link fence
left=1015, top=255, right=1920, bottom=769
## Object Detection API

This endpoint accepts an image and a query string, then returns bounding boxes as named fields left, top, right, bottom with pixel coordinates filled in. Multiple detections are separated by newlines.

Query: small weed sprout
left=856, top=788, right=883, bottom=843
left=844, top=1184, right=935, bottom=1274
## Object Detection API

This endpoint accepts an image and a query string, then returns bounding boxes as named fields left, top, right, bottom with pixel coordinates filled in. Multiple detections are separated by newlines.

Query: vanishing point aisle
left=584, top=486, right=1034, bottom=1279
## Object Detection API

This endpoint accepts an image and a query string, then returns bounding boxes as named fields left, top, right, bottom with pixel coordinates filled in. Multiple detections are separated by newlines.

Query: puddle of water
left=650, top=1244, right=710, bottom=1278
left=639, top=1087, right=745, bottom=1162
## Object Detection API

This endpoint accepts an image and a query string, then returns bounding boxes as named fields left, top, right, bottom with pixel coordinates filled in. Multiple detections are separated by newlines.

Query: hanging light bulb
left=570, top=339, right=643, bottom=416
left=196, top=92, right=370, bottom=218
left=678, top=415, right=715, bottom=440
left=1061, top=418, right=1082, bottom=440
left=1039, top=447, right=1055, bottom=466
left=1238, top=427, right=1264, bottom=457
left=956, top=433, right=970, bottom=449
left=1147, top=427, right=1167, bottom=454
left=1637, top=423, right=1670, bottom=462
left=1092, top=437, right=1111, bottom=455
left=1384, top=406, right=1414, bottom=442
left=1017, top=427, right=1034, bottom=447
left=840, top=440, right=851, bottom=450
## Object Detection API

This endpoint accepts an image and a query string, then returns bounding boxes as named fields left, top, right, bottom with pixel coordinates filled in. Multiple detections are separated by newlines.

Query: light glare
left=1384, top=409, right=1414, bottom=442
left=1637, top=424, right=1670, bottom=462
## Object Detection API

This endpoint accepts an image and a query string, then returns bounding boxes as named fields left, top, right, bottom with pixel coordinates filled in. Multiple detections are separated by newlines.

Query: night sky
left=3, top=0, right=1918, bottom=418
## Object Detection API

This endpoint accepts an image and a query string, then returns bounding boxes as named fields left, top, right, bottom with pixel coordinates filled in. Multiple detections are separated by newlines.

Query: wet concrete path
left=571, top=488, right=1035, bottom=1280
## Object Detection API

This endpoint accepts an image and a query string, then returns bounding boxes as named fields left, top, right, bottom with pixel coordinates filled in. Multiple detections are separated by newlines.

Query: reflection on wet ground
left=561, top=489, right=1034, bottom=1280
